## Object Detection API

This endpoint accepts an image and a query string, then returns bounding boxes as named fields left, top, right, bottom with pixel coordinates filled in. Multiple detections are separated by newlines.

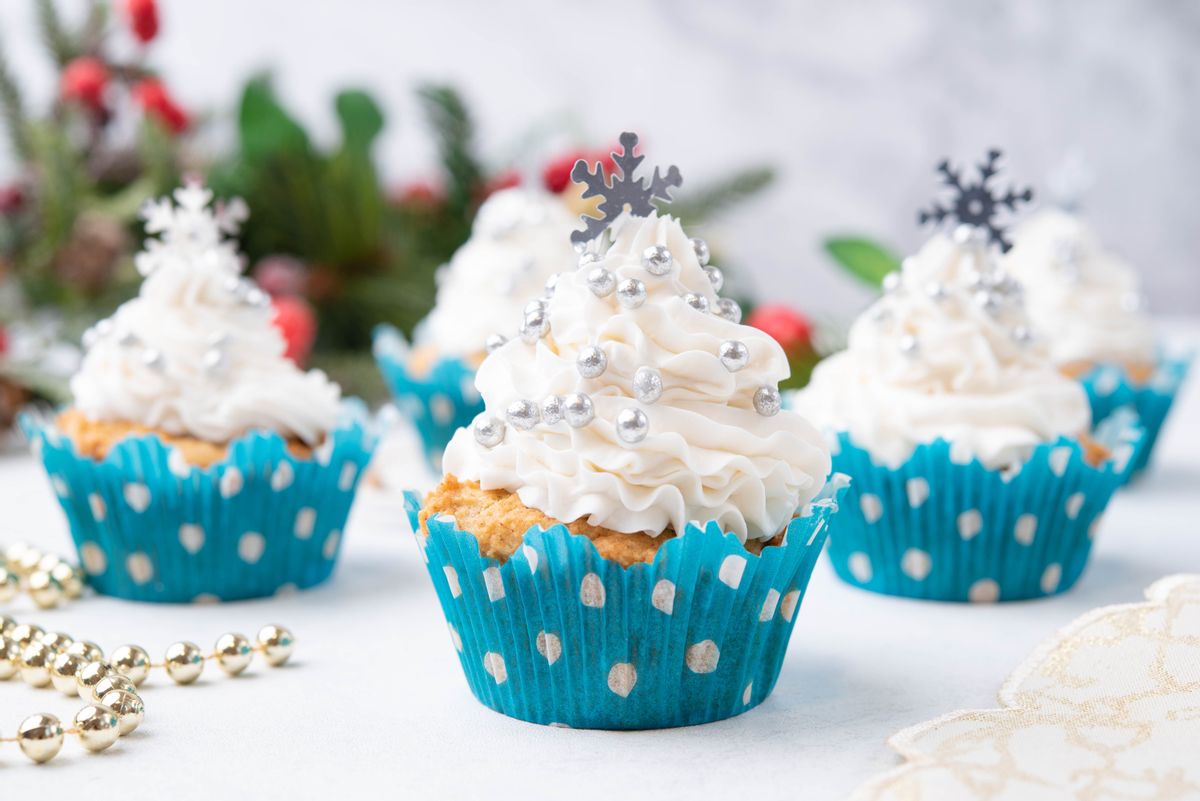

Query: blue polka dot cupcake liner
left=373, top=325, right=484, bottom=471
left=404, top=477, right=847, bottom=730
left=1079, top=351, right=1191, bottom=477
left=824, top=413, right=1144, bottom=603
left=19, top=402, right=379, bottom=604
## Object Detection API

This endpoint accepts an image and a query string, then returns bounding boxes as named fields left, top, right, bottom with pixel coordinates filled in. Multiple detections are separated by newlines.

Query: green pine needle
left=35, top=0, right=77, bottom=67
left=0, top=41, right=31, bottom=161
left=671, top=166, right=775, bottom=225
left=417, top=84, right=484, bottom=217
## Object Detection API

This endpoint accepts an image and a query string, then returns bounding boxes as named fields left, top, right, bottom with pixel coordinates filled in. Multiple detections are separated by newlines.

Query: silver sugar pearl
left=563, top=393, right=595, bottom=428
left=898, top=334, right=919, bottom=356
left=117, top=330, right=141, bottom=348
left=715, top=298, right=742, bottom=323
left=753, top=385, right=782, bottom=417
left=202, top=347, right=227, bottom=376
left=925, top=282, right=948, bottom=301
left=142, top=348, right=165, bottom=372
left=485, top=333, right=508, bottom=354
left=244, top=287, right=269, bottom=308
left=973, top=290, right=1000, bottom=314
left=632, top=366, right=663, bottom=404
left=541, top=395, right=565, bottom=425
left=641, top=245, right=673, bottom=276
left=222, top=275, right=243, bottom=295
left=953, top=224, right=985, bottom=246
left=524, top=298, right=548, bottom=317
left=473, top=416, right=506, bottom=448
left=1012, top=326, right=1034, bottom=345
left=616, top=408, right=649, bottom=444
left=882, top=272, right=902, bottom=293
left=691, top=237, right=711, bottom=266
left=520, top=309, right=550, bottom=344
left=616, top=278, right=647, bottom=309
left=703, top=265, right=724, bottom=293
left=683, top=293, right=710, bottom=314
left=586, top=267, right=616, bottom=298
left=576, top=345, right=608, bottom=379
left=505, top=399, right=541, bottom=431
left=719, top=340, right=750, bottom=372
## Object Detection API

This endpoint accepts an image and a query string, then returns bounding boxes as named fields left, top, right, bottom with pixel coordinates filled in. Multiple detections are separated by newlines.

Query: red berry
left=124, top=0, right=159, bottom=43
left=253, top=256, right=306, bottom=298
left=60, top=57, right=109, bottom=111
left=271, top=295, right=318, bottom=367
left=0, top=325, right=8, bottom=356
left=747, top=304, right=813, bottom=354
left=132, top=78, right=189, bottom=134
left=392, top=180, right=444, bottom=210
left=541, top=148, right=617, bottom=193
left=0, top=185, right=24, bottom=215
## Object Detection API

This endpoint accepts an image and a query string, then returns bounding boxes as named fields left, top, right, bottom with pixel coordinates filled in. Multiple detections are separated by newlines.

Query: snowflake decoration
left=134, top=180, right=249, bottom=277
left=917, top=149, right=1033, bottom=252
left=570, top=132, right=682, bottom=245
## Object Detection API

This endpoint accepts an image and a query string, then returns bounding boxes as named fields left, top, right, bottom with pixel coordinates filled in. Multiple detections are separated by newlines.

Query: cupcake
left=792, top=152, right=1143, bottom=603
left=1003, top=208, right=1190, bottom=476
left=407, top=133, right=839, bottom=729
left=375, top=187, right=579, bottom=469
left=22, top=182, right=377, bottom=603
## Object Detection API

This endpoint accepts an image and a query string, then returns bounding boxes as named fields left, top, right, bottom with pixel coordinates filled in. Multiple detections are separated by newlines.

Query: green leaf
left=237, top=75, right=312, bottom=162
left=823, top=236, right=902, bottom=287
left=335, top=90, right=384, bottom=153
left=671, top=166, right=775, bottom=225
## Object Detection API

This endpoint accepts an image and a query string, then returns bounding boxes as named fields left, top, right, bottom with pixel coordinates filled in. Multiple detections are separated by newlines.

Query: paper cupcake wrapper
left=1079, top=351, right=1191, bottom=476
left=404, top=477, right=847, bottom=730
left=19, top=402, right=379, bottom=603
left=824, top=413, right=1144, bottom=603
left=373, top=325, right=484, bottom=471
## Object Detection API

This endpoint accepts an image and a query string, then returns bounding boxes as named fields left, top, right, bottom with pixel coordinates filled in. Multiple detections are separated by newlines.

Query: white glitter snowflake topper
left=134, top=181, right=249, bottom=277
left=570, top=132, right=682, bottom=245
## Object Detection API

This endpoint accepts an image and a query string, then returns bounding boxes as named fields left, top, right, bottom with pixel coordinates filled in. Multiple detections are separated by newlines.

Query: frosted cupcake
left=407, top=133, right=839, bottom=729
left=375, top=187, right=579, bottom=468
left=793, top=153, right=1142, bottom=602
left=1004, top=208, right=1189, bottom=475
left=22, top=182, right=377, bottom=603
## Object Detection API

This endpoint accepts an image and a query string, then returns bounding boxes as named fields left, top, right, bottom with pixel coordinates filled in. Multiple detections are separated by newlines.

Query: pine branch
left=670, top=166, right=775, bottom=225
left=417, top=84, right=484, bottom=217
left=35, top=0, right=77, bottom=67
left=0, top=41, right=31, bottom=161
left=78, top=1, right=109, bottom=53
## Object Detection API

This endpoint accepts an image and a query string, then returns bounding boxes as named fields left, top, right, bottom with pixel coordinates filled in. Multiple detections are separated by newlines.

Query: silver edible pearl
left=641, top=245, right=673, bottom=276
left=142, top=348, right=165, bottom=371
left=117, top=330, right=141, bottom=348
left=586, top=267, right=616, bottom=297
left=541, top=395, right=565, bottom=425
left=485, top=333, right=508, bottom=354
left=898, top=334, right=919, bottom=356
left=505, top=399, right=540, bottom=431
left=577, top=345, right=608, bottom=379
left=683, top=293, right=710, bottom=314
left=973, top=290, right=1000, bottom=314
left=616, top=278, right=647, bottom=309
left=882, top=272, right=902, bottom=293
left=520, top=309, right=550, bottom=344
left=719, top=340, right=750, bottom=372
left=753, top=386, right=782, bottom=417
left=632, top=366, right=663, bottom=404
left=691, top=237, right=710, bottom=266
left=925, top=282, right=947, bottom=301
left=524, top=298, right=548, bottom=316
left=563, top=393, right=595, bottom=428
left=616, top=408, right=649, bottom=443
left=202, top=347, right=227, bottom=376
left=1012, top=326, right=1033, bottom=345
left=244, top=287, right=269, bottom=308
left=703, top=265, right=724, bottom=293
left=473, top=416, right=506, bottom=448
left=715, top=298, right=742, bottom=323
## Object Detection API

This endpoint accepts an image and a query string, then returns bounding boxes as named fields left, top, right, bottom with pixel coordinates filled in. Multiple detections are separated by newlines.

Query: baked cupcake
left=22, top=182, right=377, bottom=603
left=1004, top=208, right=1190, bottom=476
left=792, top=153, right=1143, bottom=603
left=407, top=133, right=839, bottom=729
left=375, top=187, right=579, bottom=468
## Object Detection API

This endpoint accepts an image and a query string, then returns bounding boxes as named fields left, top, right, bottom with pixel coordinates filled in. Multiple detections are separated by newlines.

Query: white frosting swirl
left=443, top=212, right=831, bottom=542
left=793, top=231, right=1091, bottom=469
left=1003, top=208, right=1155, bottom=367
left=416, top=188, right=579, bottom=357
left=70, top=183, right=341, bottom=445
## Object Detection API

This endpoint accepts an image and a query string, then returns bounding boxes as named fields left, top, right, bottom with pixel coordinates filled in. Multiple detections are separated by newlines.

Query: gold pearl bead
left=256, top=625, right=296, bottom=667
left=39, top=631, right=74, bottom=652
left=0, top=568, right=18, bottom=602
left=17, top=713, right=64, bottom=763
left=76, top=660, right=114, bottom=699
left=10, top=623, right=44, bottom=647
left=0, top=614, right=16, bottom=635
left=110, top=644, right=150, bottom=686
left=51, top=652, right=87, bottom=696
left=36, top=553, right=62, bottom=573
left=11, top=544, right=43, bottom=576
left=19, top=643, right=55, bottom=687
left=51, top=561, right=85, bottom=598
left=0, top=635, right=19, bottom=680
left=164, top=641, right=204, bottom=684
left=214, top=633, right=253, bottom=676
left=74, top=705, right=120, bottom=752
left=27, top=570, right=62, bottom=609
left=90, top=673, right=137, bottom=702
left=99, top=689, right=144, bottom=735
left=66, top=640, right=104, bottom=663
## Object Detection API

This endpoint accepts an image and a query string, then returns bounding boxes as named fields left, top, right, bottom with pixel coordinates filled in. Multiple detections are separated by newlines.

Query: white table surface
left=2, top=323, right=1197, bottom=799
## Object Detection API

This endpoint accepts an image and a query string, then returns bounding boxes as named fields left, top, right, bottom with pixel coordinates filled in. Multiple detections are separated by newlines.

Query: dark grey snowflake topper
left=917, top=149, right=1033, bottom=252
left=570, top=132, right=682, bottom=245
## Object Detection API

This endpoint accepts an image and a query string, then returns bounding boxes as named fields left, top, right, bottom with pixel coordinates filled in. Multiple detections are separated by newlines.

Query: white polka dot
left=607, top=663, right=637, bottom=697
left=1089, top=515, right=1103, bottom=540
left=179, top=524, right=205, bottom=554
left=685, top=640, right=720, bottom=674
left=743, top=682, right=753, bottom=705
left=168, top=448, right=191, bottom=478
left=1048, top=447, right=1072, bottom=477
left=780, top=589, right=801, bottom=622
left=1014, top=514, right=1038, bottom=546
left=338, top=462, right=357, bottom=492
left=275, top=583, right=297, bottom=597
left=322, top=530, right=341, bottom=560
left=482, top=652, right=507, bottom=684
left=123, top=482, right=150, bottom=513
left=1065, top=493, right=1085, bottom=520
left=580, top=573, right=606, bottom=607
left=447, top=625, right=462, bottom=652
left=957, top=509, right=983, bottom=540
left=718, top=555, right=746, bottom=589
left=238, top=532, right=266, bottom=564
left=759, top=589, right=780, bottom=622
left=315, top=438, right=334, bottom=466
left=192, top=593, right=220, bottom=605
left=901, top=549, right=932, bottom=581
left=521, top=545, right=539, bottom=573
left=293, top=508, right=316, bottom=540
left=906, top=477, right=930, bottom=508
left=482, top=566, right=505, bottom=601
left=1041, top=563, right=1062, bottom=594
left=1112, top=443, right=1133, bottom=474
left=848, top=552, right=873, bottom=583
left=859, top=493, right=883, bottom=524
left=431, top=394, right=454, bottom=425
left=535, top=631, right=562, bottom=665
left=651, top=579, right=676, bottom=614
left=80, top=542, right=107, bottom=575
left=88, top=493, right=107, bottom=522
left=219, top=467, right=243, bottom=498
left=51, top=475, right=70, bottom=498
left=271, top=462, right=294, bottom=491
left=444, top=566, right=461, bottom=598
left=126, top=552, right=153, bottom=585
left=968, top=578, right=1000, bottom=603
left=1094, top=368, right=1120, bottom=396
